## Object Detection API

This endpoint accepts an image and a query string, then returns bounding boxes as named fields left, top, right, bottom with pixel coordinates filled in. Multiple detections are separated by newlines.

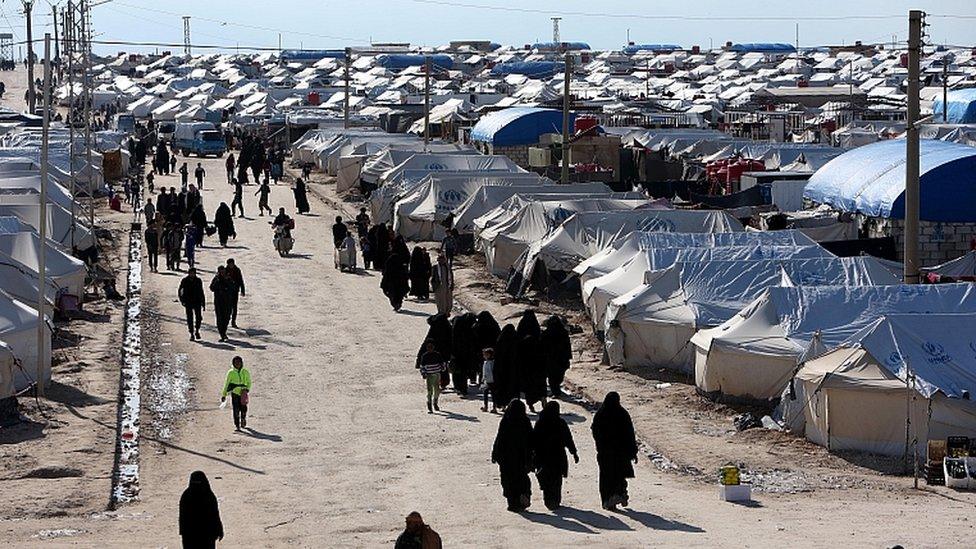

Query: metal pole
left=52, top=7, right=59, bottom=72
left=80, top=0, right=93, bottom=229
left=942, top=61, right=948, bottom=122
left=37, top=33, right=51, bottom=397
left=65, top=3, right=76, bottom=249
left=343, top=47, right=351, bottom=129
left=423, top=56, right=430, bottom=150
left=24, top=0, right=35, bottom=113
left=904, top=10, right=923, bottom=285
left=561, top=52, right=572, bottom=185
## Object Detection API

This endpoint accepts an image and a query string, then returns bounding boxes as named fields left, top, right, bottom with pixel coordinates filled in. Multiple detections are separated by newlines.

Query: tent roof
left=803, top=139, right=976, bottom=222
left=471, top=107, right=573, bottom=146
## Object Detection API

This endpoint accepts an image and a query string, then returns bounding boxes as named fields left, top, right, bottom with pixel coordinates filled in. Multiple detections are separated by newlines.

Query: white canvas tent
left=0, top=232, right=87, bottom=300
left=0, top=341, right=15, bottom=399
left=0, top=173, right=81, bottom=214
left=479, top=198, right=651, bottom=277
left=514, top=209, right=741, bottom=295
left=392, top=172, right=549, bottom=241
left=605, top=257, right=901, bottom=374
left=584, top=245, right=832, bottom=329
left=795, top=313, right=976, bottom=457
left=573, top=230, right=819, bottom=289
left=0, top=202, right=95, bottom=250
left=692, top=284, right=976, bottom=402
left=453, top=183, right=613, bottom=234
left=0, top=291, right=52, bottom=393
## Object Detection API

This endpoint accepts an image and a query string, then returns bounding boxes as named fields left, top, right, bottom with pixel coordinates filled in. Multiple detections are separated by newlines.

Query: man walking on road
left=225, top=153, right=235, bottom=184
left=255, top=180, right=271, bottom=216
left=195, top=162, right=206, bottom=190
left=225, top=258, right=246, bottom=328
left=220, top=356, right=252, bottom=431
left=209, top=266, right=238, bottom=342
left=179, top=162, right=189, bottom=190
left=178, top=267, right=205, bottom=340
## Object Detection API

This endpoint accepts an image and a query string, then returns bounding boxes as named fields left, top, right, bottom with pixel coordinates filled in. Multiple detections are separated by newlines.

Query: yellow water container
left=720, top=465, right=740, bottom=486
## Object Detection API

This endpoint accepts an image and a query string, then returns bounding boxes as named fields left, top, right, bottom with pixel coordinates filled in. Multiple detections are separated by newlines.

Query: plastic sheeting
left=392, top=172, right=548, bottom=241
left=515, top=209, right=741, bottom=295
left=0, top=290, right=51, bottom=393
left=453, top=183, right=611, bottom=234
left=606, top=257, right=901, bottom=373
left=932, top=88, right=976, bottom=124
left=479, top=198, right=650, bottom=277
left=573, top=229, right=819, bottom=288
left=0, top=232, right=87, bottom=300
left=692, top=284, right=976, bottom=401
left=470, top=107, right=572, bottom=146
left=803, top=139, right=976, bottom=222
left=923, top=251, right=976, bottom=280
left=0, top=201, right=95, bottom=250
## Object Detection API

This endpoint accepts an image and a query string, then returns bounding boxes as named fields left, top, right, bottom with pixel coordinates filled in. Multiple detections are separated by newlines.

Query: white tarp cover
left=0, top=201, right=95, bottom=250
left=0, top=232, right=87, bottom=299
left=692, top=283, right=976, bottom=401
left=584, top=245, right=832, bottom=329
left=796, top=313, right=976, bottom=456
left=379, top=154, right=523, bottom=187
left=574, top=229, right=819, bottom=288
left=606, top=257, right=902, bottom=373
left=0, top=253, right=59, bottom=315
left=392, top=172, right=549, bottom=241
left=0, top=174, right=80, bottom=214
left=0, top=342, right=15, bottom=399
left=0, top=291, right=51, bottom=393
left=335, top=155, right=369, bottom=193
left=479, top=198, right=651, bottom=277
left=360, top=148, right=478, bottom=186
left=923, top=251, right=976, bottom=279
left=515, top=209, right=742, bottom=294
left=453, top=183, right=612, bottom=234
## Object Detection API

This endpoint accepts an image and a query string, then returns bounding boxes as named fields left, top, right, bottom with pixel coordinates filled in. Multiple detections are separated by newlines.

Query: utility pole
left=80, top=0, right=93, bottom=229
left=942, top=60, right=948, bottom=122
left=63, top=1, right=77, bottom=248
left=23, top=0, right=35, bottom=113
left=37, top=32, right=51, bottom=397
left=644, top=59, right=649, bottom=99
left=182, top=16, right=191, bottom=56
left=51, top=6, right=58, bottom=71
left=423, top=56, right=431, bottom=150
left=343, top=47, right=351, bottom=129
left=561, top=52, right=572, bottom=185
left=551, top=17, right=561, bottom=44
left=795, top=23, right=800, bottom=72
left=278, top=33, right=282, bottom=55
left=904, top=10, right=924, bottom=285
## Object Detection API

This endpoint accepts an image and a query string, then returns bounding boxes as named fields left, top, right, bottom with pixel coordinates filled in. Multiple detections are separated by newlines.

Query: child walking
left=418, top=339, right=447, bottom=413
left=481, top=347, right=497, bottom=413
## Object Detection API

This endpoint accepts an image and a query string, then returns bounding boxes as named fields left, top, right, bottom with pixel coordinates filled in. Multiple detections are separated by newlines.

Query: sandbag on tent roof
left=573, top=230, right=818, bottom=288
left=453, top=183, right=612, bottom=234
left=795, top=313, right=976, bottom=457
left=480, top=198, right=651, bottom=277
left=514, top=209, right=739, bottom=295
left=0, top=290, right=52, bottom=393
left=0, top=232, right=87, bottom=300
left=605, top=257, right=901, bottom=374
left=392, top=172, right=549, bottom=241
left=584, top=245, right=832, bottom=329
left=0, top=202, right=95, bottom=250
left=692, top=284, right=976, bottom=403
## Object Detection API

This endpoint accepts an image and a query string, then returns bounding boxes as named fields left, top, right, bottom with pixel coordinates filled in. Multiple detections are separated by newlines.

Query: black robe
left=493, top=324, right=519, bottom=407
left=450, top=312, right=479, bottom=388
left=515, top=311, right=545, bottom=406
left=179, top=471, right=223, bottom=545
left=408, top=247, right=431, bottom=298
left=491, top=400, right=533, bottom=508
left=417, top=313, right=452, bottom=367
left=591, top=392, right=638, bottom=502
left=381, top=253, right=410, bottom=309
left=391, top=236, right=410, bottom=265
left=540, top=315, right=572, bottom=393
left=294, top=180, right=310, bottom=213
left=532, top=401, right=577, bottom=508
left=369, top=224, right=391, bottom=269
left=213, top=203, right=235, bottom=244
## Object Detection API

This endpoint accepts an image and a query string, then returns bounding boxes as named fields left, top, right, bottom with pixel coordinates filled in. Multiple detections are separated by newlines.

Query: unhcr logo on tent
left=794, top=272, right=827, bottom=285
left=637, top=217, right=677, bottom=233
left=439, top=189, right=469, bottom=205
left=922, top=341, right=952, bottom=364
left=424, top=163, right=447, bottom=170
left=885, top=351, right=903, bottom=369
left=549, top=207, right=574, bottom=224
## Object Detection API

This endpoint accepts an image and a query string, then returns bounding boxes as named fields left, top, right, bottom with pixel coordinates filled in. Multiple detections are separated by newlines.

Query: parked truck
left=173, top=121, right=226, bottom=157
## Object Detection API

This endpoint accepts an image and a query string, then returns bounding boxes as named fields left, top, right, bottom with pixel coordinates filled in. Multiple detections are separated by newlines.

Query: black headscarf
left=381, top=252, right=410, bottom=299
left=591, top=392, right=638, bottom=473
left=179, top=471, right=223, bottom=540
left=516, top=309, right=541, bottom=339
left=451, top=312, right=479, bottom=377
left=492, top=399, right=533, bottom=474
left=417, top=313, right=452, bottom=367
left=409, top=247, right=432, bottom=297
left=214, top=202, right=234, bottom=234
left=532, top=401, right=577, bottom=477
left=473, top=311, right=501, bottom=351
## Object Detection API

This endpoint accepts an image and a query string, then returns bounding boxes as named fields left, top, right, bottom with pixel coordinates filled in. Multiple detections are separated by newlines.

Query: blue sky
left=5, top=0, right=974, bottom=55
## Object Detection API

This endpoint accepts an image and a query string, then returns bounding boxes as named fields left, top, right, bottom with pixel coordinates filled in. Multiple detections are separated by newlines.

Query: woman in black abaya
left=532, top=401, right=578, bottom=510
left=178, top=471, right=224, bottom=548
left=591, top=391, right=638, bottom=510
left=491, top=399, right=533, bottom=512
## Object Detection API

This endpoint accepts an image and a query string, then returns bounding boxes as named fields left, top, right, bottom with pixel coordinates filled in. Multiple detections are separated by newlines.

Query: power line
left=404, top=0, right=931, bottom=21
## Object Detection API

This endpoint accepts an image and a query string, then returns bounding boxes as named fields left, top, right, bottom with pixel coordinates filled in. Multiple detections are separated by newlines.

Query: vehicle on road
left=174, top=121, right=226, bottom=157
left=273, top=224, right=294, bottom=256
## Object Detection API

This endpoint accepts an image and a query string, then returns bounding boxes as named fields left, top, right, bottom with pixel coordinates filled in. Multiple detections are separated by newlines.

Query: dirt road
left=2, top=142, right=975, bottom=546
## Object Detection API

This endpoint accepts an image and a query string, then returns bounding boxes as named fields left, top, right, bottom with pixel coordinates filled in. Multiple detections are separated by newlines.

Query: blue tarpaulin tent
left=804, top=139, right=976, bottom=222
left=471, top=107, right=574, bottom=146
left=280, top=50, right=346, bottom=62
left=377, top=54, right=454, bottom=71
left=623, top=44, right=682, bottom=55
left=729, top=43, right=796, bottom=53
left=489, top=61, right=565, bottom=78
left=932, top=88, right=976, bottom=124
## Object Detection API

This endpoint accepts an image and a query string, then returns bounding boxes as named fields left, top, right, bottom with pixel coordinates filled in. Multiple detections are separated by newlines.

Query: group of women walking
left=492, top=392, right=638, bottom=513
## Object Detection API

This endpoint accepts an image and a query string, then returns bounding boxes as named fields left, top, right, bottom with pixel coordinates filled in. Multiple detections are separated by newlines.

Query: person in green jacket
left=220, top=356, right=252, bottom=431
